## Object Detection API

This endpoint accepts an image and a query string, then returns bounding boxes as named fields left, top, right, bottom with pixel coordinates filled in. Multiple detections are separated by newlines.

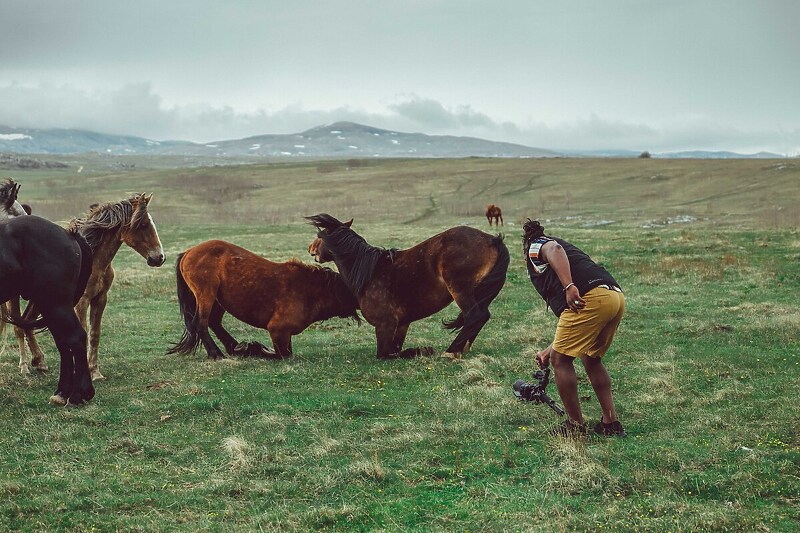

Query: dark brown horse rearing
left=485, top=204, right=503, bottom=227
left=168, top=239, right=359, bottom=359
left=307, top=214, right=509, bottom=359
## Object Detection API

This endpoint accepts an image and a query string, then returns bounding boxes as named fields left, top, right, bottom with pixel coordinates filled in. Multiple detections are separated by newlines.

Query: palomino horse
left=18, top=194, right=166, bottom=380
left=485, top=204, right=503, bottom=227
left=168, top=240, right=359, bottom=359
left=0, top=215, right=95, bottom=405
left=307, top=214, right=510, bottom=359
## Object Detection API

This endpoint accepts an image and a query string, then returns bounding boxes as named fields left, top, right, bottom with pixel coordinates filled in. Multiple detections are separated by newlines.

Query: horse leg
left=391, top=323, right=409, bottom=353
left=376, top=323, right=402, bottom=359
left=267, top=329, right=292, bottom=359
left=15, top=299, right=48, bottom=371
left=499, top=214, right=504, bottom=226
left=85, top=291, right=108, bottom=380
left=443, top=290, right=485, bottom=357
left=391, top=323, right=434, bottom=358
left=43, top=306, right=94, bottom=406
left=190, top=289, right=225, bottom=360
left=26, top=329, right=48, bottom=372
left=14, top=324, right=30, bottom=375
left=207, top=303, right=238, bottom=355
left=8, top=300, right=31, bottom=375
left=448, top=302, right=490, bottom=357
left=198, top=325, right=225, bottom=360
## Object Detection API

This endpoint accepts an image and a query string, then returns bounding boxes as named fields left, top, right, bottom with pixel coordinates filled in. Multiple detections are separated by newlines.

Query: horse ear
left=143, top=193, right=153, bottom=204
left=345, top=218, right=353, bottom=228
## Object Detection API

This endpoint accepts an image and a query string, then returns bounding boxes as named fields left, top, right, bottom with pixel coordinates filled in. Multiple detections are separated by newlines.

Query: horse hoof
left=419, top=347, right=436, bottom=357
left=36, top=364, right=49, bottom=373
left=91, top=372, right=106, bottom=381
left=19, top=365, right=30, bottom=375
left=398, top=348, right=419, bottom=359
left=49, top=394, right=68, bottom=406
left=441, top=351, right=462, bottom=360
left=232, top=342, right=250, bottom=356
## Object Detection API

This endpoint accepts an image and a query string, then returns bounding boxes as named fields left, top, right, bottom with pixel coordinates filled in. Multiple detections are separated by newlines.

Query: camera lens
left=513, top=380, right=533, bottom=400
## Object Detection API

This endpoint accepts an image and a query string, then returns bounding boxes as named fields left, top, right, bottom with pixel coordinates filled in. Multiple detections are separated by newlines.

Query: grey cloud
left=389, top=97, right=496, bottom=130
left=0, top=83, right=798, bottom=155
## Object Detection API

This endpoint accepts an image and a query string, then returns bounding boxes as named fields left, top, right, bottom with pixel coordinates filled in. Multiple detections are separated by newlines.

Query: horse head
left=0, top=179, right=27, bottom=218
left=122, top=193, right=166, bottom=267
left=306, top=214, right=352, bottom=263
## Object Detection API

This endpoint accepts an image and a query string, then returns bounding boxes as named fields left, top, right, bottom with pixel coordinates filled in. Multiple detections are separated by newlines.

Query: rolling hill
left=0, top=122, right=558, bottom=159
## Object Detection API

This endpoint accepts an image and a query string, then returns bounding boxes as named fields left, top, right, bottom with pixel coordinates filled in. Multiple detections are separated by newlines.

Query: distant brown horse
left=168, top=240, right=359, bottom=359
left=485, top=204, right=503, bottom=227
left=16, top=194, right=166, bottom=380
left=307, top=214, right=509, bottom=359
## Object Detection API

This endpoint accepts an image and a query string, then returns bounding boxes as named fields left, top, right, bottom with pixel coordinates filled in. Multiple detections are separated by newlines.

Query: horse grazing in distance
left=0, top=215, right=95, bottom=405
left=168, top=240, right=359, bottom=359
left=307, top=214, right=510, bottom=359
left=17, top=194, right=166, bottom=380
left=485, top=204, right=503, bottom=227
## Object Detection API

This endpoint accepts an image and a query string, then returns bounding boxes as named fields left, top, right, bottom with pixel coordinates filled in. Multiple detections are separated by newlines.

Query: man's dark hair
left=522, top=218, right=546, bottom=251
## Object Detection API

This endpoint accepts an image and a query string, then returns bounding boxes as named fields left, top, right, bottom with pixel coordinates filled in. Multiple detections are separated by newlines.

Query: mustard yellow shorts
left=553, top=287, right=625, bottom=359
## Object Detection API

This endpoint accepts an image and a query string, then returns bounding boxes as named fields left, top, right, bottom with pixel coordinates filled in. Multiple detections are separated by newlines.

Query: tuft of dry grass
left=221, top=436, right=252, bottom=470
left=348, top=451, right=385, bottom=482
left=544, top=438, right=619, bottom=496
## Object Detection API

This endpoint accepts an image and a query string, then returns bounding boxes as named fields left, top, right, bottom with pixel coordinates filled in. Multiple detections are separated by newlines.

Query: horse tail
left=2, top=307, right=47, bottom=330
left=444, top=235, right=510, bottom=352
left=167, top=252, right=201, bottom=355
left=71, top=229, right=93, bottom=306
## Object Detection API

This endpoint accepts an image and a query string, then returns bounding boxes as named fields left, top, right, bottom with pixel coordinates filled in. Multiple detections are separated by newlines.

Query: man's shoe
left=593, top=420, right=627, bottom=437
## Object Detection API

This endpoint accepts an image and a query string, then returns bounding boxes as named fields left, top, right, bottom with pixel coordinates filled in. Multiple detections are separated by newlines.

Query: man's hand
left=535, top=347, right=551, bottom=369
left=565, top=284, right=585, bottom=312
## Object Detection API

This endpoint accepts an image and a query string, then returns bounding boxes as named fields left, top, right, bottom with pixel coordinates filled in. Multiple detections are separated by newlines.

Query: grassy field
left=1, top=156, right=798, bottom=531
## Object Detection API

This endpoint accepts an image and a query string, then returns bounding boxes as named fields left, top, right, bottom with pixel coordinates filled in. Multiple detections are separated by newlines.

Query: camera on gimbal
left=512, top=367, right=565, bottom=416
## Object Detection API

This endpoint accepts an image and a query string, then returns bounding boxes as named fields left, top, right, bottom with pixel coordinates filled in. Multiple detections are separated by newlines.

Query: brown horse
left=168, top=240, right=359, bottom=359
left=485, top=204, right=503, bottom=227
left=307, top=214, right=509, bottom=359
left=17, top=194, right=166, bottom=380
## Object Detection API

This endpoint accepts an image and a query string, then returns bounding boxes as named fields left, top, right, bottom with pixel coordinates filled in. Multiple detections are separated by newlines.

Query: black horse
left=308, top=214, right=509, bottom=359
left=0, top=215, right=95, bottom=405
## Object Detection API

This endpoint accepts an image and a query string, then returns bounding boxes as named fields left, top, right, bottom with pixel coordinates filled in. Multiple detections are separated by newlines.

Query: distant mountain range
left=0, top=122, right=557, bottom=159
left=0, top=122, right=787, bottom=159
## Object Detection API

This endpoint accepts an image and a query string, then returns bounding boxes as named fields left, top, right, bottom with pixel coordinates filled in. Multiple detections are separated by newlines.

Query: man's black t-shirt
left=526, top=236, right=620, bottom=317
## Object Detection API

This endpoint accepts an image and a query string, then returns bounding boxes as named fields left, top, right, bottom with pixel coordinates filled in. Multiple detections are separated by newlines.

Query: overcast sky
left=2, top=0, right=799, bottom=153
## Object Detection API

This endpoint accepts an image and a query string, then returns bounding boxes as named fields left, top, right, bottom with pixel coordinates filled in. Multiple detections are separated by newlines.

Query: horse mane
left=67, top=193, right=149, bottom=250
left=306, top=213, right=397, bottom=295
left=0, top=178, right=20, bottom=210
left=288, top=258, right=361, bottom=322
left=1, top=178, right=17, bottom=196
left=323, top=225, right=393, bottom=295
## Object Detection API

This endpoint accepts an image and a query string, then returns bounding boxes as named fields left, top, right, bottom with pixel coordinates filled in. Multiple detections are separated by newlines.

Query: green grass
left=1, top=157, right=799, bottom=531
